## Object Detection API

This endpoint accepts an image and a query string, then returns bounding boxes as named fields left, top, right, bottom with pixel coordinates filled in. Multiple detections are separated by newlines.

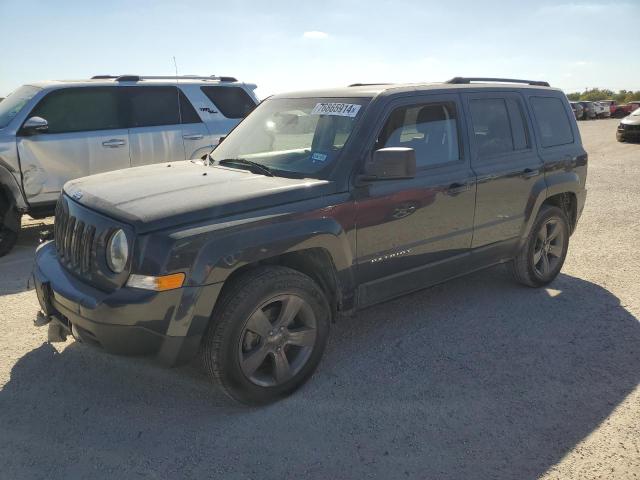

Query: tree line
left=566, top=88, right=640, bottom=103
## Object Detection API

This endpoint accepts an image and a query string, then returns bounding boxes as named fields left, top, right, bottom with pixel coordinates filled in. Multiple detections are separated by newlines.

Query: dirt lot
left=0, top=119, right=638, bottom=479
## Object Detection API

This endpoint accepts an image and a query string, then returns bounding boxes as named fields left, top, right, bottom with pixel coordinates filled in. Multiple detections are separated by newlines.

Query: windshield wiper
left=216, top=158, right=275, bottom=177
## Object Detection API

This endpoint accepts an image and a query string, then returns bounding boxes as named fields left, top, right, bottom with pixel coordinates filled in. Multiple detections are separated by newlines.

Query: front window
left=0, top=85, right=41, bottom=129
left=210, top=97, right=369, bottom=178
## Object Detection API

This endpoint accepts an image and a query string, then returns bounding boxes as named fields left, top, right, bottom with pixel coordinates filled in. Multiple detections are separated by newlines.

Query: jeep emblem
left=72, top=191, right=83, bottom=200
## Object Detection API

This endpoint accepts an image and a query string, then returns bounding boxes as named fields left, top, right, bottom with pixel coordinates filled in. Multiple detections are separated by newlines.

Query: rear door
left=463, top=91, right=543, bottom=259
left=124, top=86, right=186, bottom=166
left=16, top=87, right=130, bottom=205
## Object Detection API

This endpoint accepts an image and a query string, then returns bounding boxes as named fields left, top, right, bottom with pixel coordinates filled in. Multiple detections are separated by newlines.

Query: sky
left=1, top=0, right=638, bottom=99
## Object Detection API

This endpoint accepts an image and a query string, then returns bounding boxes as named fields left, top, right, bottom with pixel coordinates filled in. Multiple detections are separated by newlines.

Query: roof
left=272, top=79, right=561, bottom=100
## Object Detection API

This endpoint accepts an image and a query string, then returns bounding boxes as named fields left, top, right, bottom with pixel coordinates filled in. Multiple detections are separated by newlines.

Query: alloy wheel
left=533, top=218, right=565, bottom=279
left=238, top=294, right=317, bottom=387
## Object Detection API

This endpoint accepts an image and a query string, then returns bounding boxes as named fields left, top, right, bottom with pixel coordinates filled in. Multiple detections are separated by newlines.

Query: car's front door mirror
left=362, top=147, right=416, bottom=181
left=21, top=116, right=49, bottom=135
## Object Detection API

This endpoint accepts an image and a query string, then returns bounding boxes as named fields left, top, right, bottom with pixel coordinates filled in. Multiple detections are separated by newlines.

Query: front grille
left=54, top=199, right=97, bottom=275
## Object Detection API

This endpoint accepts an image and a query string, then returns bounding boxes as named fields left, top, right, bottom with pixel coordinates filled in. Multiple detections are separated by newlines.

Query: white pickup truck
left=594, top=102, right=611, bottom=118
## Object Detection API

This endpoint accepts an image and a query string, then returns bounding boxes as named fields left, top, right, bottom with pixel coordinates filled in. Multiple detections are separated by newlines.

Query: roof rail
left=95, top=74, right=239, bottom=82
left=348, top=83, right=392, bottom=87
left=446, top=77, right=550, bottom=87
left=91, top=75, right=239, bottom=82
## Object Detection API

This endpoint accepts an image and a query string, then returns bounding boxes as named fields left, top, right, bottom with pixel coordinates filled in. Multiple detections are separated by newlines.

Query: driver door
left=354, top=94, right=477, bottom=306
left=17, top=87, right=130, bottom=205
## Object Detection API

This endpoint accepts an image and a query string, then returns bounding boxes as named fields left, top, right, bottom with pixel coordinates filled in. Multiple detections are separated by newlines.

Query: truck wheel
left=509, top=205, right=569, bottom=288
left=201, top=266, right=331, bottom=405
left=0, top=193, right=21, bottom=257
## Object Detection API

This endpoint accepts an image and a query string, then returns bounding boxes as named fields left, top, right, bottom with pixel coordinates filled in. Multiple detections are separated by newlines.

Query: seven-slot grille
left=54, top=199, right=96, bottom=274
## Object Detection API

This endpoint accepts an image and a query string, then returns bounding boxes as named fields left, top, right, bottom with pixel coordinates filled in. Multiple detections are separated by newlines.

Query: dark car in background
left=579, top=101, right=597, bottom=120
left=570, top=101, right=584, bottom=120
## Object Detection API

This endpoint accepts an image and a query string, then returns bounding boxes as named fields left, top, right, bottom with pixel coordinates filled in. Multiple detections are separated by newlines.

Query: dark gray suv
left=34, top=77, right=587, bottom=405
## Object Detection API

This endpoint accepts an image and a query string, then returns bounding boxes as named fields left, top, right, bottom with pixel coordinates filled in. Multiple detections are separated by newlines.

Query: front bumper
left=33, top=241, right=222, bottom=366
left=617, top=127, right=640, bottom=142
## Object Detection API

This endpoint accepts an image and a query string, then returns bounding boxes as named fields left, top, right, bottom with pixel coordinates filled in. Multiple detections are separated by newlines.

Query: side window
left=506, top=98, right=530, bottom=150
left=179, top=91, right=202, bottom=124
left=29, top=87, right=123, bottom=134
left=530, top=96, right=574, bottom=147
left=126, top=87, right=180, bottom=127
left=469, top=98, right=514, bottom=157
left=376, top=101, right=460, bottom=168
left=200, top=86, right=256, bottom=119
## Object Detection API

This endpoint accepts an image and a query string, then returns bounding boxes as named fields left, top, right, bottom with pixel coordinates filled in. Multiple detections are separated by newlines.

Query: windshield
left=210, top=97, right=369, bottom=177
left=631, top=107, right=640, bottom=117
left=0, top=85, right=41, bottom=129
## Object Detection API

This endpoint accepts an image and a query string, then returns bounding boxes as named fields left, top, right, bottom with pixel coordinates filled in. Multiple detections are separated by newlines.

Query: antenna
left=173, top=56, right=183, bottom=137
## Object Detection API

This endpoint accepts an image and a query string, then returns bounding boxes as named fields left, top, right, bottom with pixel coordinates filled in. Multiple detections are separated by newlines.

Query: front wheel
left=510, top=205, right=570, bottom=287
left=200, top=266, right=330, bottom=405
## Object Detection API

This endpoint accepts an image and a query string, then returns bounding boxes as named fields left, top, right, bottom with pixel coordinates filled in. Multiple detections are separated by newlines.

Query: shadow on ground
left=1, top=269, right=638, bottom=479
left=0, top=219, right=52, bottom=296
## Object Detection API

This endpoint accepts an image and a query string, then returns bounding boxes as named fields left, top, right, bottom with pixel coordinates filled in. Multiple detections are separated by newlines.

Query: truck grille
left=54, top=199, right=96, bottom=274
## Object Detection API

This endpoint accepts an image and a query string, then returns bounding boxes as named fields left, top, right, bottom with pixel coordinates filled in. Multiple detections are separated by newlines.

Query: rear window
left=530, top=97, right=574, bottom=148
left=200, top=86, right=256, bottom=119
left=126, top=87, right=180, bottom=127
left=469, top=98, right=514, bottom=157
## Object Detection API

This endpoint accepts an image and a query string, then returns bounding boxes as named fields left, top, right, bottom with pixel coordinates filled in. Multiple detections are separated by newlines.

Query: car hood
left=621, top=115, right=640, bottom=126
left=64, top=160, right=332, bottom=233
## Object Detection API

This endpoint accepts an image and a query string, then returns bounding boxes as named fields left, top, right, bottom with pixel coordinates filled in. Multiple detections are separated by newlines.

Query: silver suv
left=0, top=74, right=259, bottom=255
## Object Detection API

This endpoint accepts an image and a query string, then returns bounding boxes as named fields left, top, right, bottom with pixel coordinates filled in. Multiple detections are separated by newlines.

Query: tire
left=509, top=205, right=570, bottom=288
left=200, top=266, right=331, bottom=405
left=0, top=192, right=21, bottom=257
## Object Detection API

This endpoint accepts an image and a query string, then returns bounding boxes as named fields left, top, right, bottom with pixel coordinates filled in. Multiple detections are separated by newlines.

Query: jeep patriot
left=33, top=77, right=587, bottom=404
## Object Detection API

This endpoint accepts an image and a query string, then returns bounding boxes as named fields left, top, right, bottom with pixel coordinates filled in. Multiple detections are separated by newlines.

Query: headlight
left=106, top=229, right=129, bottom=273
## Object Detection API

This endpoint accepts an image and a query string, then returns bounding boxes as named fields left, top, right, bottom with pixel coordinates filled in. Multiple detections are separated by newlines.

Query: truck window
left=376, top=102, right=460, bottom=168
left=530, top=97, right=574, bottom=147
left=200, top=86, right=256, bottom=119
left=30, top=87, right=123, bottom=133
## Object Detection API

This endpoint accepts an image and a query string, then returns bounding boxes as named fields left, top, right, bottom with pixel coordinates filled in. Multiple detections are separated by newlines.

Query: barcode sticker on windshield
left=311, top=103, right=361, bottom=117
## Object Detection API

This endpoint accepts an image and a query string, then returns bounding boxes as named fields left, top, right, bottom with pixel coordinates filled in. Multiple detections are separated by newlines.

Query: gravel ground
left=0, top=119, right=638, bottom=479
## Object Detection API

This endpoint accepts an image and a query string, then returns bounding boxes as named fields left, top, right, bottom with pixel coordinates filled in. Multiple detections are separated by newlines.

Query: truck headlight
left=106, top=229, right=129, bottom=273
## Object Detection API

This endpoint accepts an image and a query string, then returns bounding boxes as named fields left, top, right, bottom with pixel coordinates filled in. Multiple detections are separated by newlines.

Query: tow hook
left=34, top=310, right=52, bottom=327
left=47, top=322, right=68, bottom=343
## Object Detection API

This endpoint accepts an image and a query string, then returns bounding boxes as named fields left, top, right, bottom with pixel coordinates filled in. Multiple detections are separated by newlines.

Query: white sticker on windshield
left=311, top=103, right=361, bottom=117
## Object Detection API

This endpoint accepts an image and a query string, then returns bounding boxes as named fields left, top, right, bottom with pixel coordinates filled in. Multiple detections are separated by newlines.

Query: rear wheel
left=510, top=205, right=569, bottom=287
left=200, top=266, right=330, bottom=405
left=0, top=192, right=21, bottom=257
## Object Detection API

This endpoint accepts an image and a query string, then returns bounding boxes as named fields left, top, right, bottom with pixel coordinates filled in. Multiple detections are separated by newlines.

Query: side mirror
left=362, top=147, right=416, bottom=180
left=22, top=116, right=48, bottom=135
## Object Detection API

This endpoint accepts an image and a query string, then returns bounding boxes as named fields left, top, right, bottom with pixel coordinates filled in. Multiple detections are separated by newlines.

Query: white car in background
left=0, top=74, right=259, bottom=255
left=594, top=102, right=611, bottom=118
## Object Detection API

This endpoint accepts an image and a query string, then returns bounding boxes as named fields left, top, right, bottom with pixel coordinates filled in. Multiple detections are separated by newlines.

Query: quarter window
left=530, top=97, right=574, bottom=147
left=29, top=87, right=124, bottom=134
left=376, top=102, right=461, bottom=168
left=200, top=86, right=256, bottom=119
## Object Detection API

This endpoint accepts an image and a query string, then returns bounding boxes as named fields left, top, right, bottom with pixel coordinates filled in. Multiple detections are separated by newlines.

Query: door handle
left=183, top=134, right=204, bottom=140
left=446, top=183, right=470, bottom=195
left=522, top=168, right=539, bottom=178
left=102, top=139, right=126, bottom=148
